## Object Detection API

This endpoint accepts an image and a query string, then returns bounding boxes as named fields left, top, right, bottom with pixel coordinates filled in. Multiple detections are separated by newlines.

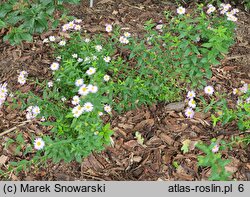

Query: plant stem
left=90, top=0, right=93, bottom=7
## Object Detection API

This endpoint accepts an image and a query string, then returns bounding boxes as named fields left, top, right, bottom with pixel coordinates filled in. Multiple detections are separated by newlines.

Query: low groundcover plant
left=0, top=3, right=241, bottom=178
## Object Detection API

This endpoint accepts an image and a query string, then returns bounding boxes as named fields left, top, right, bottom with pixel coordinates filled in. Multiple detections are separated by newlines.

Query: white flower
left=88, top=84, right=98, bottom=93
left=86, top=67, right=96, bottom=76
left=40, top=116, right=46, bottom=122
left=34, top=138, right=45, bottom=150
left=104, top=104, right=112, bottom=113
left=72, top=54, right=78, bottom=58
left=48, top=81, right=53, bottom=88
left=75, top=79, right=84, bottom=87
left=84, top=38, right=90, bottom=43
left=32, top=106, right=40, bottom=116
left=105, top=24, right=112, bottom=32
left=227, top=14, right=237, bottom=22
left=26, top=112, right=34, bottom=120
left=246, top=97, right=250, bottom=104
left=49, top=36, right=56, bottom=42
left=83, top=102, right=93, bottom=112
left=20, top=71, right=28, bottom=76
left=124, top=32, right=131, bottom=38
left=98, top=112, right=103, bottom=116
left=18, top=75, right=26, bottom=85
left=188, top=99, right=196, bottom=108
left=231, top=8, right=239, bottom=15
left=68, top=21, right=75, bottom=29
left=156, top=24, right=163, bottom=30
left=233, top=88, right=238, bottom=95
left=92, top=55, right=97, bottom=60
left=26, top=106, right=33, bottom=113
left=212, top=144, right=219, bottom=153
left=177, top=6, right=186, bottom=15
left=72, top=105, right=84, bottom=118
left=43, top=38, right=49, bottom=43
left=103, top=75, right=110, bottom=82
left=104, top=56, right=111, bottom=63
left=61, top=97, right=66, bottom=102
left=240, top=83, right=248, bottom=93
left=59, top=40, right=66, bottom=46
left=74, top=25, right=81, bottom=31
left=77, top=58, right=83, bottom=62
left=56, top=56, right=61, bottom=61
left=62, top=24, right=69, bottom=32
left=74, top=19, right=82, bottom=23
left=237, top=99, right=243, bottom=105
left=187, top=90, right=196, bottom=99
left=119, top=36, right=129, bottom=44
left=185, top=108, right=194, bottom=118
left=78, top=84, right=89, bottom=96
left=72, top=95, right=80, bottom=105
left=50, top=62, right=60, bottom=71
left=95, top=45, right=102, bottom=52
left=207, top=5, right=216, bottom=14
left=85, top=56, right=91, bottom=63
left=204, top=86, right=214, bottom=95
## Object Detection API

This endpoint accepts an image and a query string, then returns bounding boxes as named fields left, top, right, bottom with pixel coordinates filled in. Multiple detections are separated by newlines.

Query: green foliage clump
left=0, top=0, right=80, bottom=45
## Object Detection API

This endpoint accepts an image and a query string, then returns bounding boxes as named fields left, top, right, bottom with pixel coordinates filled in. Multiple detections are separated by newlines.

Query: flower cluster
left=219, top=3, right=239, bottom=22
left=185, top=90, right=196, bottom=118
left=0, top=83, right=8, bottom=108
left=62, top=19, right=82, bottom=32
left=233, top=83, right=249, bottom=105
left=18, top=71, right=28, bottom=85
left=207, top=4, right=216, bottom=14
left=26, top=106, right=41, bottom=120
left=119, top=32, right=130, bottom=44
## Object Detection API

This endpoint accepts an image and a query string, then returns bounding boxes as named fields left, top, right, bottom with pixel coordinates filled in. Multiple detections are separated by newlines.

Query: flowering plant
left=196, top=139, right=232, bottom=181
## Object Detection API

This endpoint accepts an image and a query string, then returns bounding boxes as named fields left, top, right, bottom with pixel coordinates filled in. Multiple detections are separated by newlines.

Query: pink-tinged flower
left=204, top=86, right=214, bottom=95
left=74, top=25, right=81, bottom=31
left=72, top=95, right=80, bottom=105
left=207, top=5, right=216, bottom=14
left=246, top=97, right=250, bottom=103
left=34, top=138, right=45, bottom=150
left=212, top=144, right=219, bottom=153
left=50, top=62, right=60, bottom=71
left=62, top=24, right=69, bottom=32
left=188, top=99, right=196, bottom=108
left=68, top=21, right=75, bottom=29
left=75, top=78, right=84, bottom=87
left=185, top=108, right=194, bottom=118
left=156, top=24, right=163, bottom=30
left=187, top=90, right=196, bottom=99
left=74, top=19, right=82, bottom=23
left=177, top=6, right=186, bottom=15
left=239, top=83, right=248, bottom=93
left=105, top=24, right=112, bottom=33
left=88, top=84, right=98, bottom=93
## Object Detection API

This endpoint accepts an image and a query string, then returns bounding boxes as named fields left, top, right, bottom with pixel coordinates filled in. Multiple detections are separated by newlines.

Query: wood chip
left=0, top=155, right=8, bottom=166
